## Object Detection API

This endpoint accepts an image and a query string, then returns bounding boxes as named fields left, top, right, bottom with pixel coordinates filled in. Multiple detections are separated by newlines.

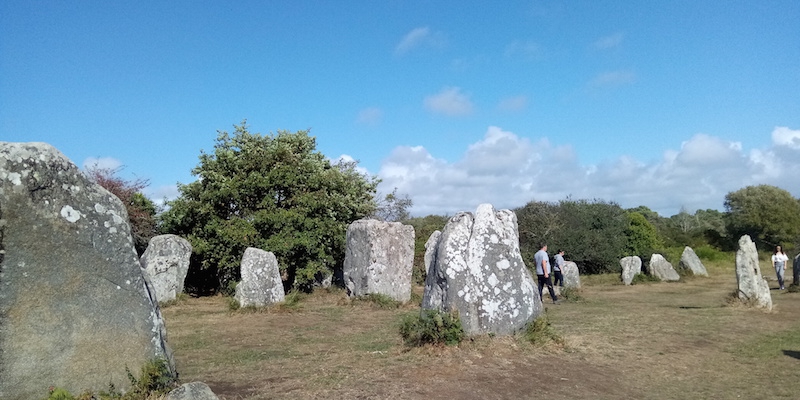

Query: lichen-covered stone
left=562, top=261, right=581, bottom=288
left=421, top=204, right=541, bottom=336
left=679, top=246, right=708, bottom=277
left=649, top=254, right=680, bottom=281
left=735, top=235, right=772, bottom=310
left=234, top=247, right=285, bottom=307
left=140, top=234, right=192, bottom=303
left=620, top=256, right=642, bottom=285
left=0, top=142, right=173, bottom=399
left=343, top=219, right=415, bottom=302
left=167, top=381, right=220, bottom=400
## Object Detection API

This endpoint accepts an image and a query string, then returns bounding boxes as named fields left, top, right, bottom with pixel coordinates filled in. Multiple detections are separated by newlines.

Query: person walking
left=553, top=249, right=566, bottom=287
left=772, top=245, right=789, bottom=290
left=534, top=243, right=559, bottom=304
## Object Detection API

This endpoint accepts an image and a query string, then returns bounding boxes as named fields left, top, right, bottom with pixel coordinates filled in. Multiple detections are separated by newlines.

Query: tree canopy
left=724, top=184, right=800, bottom=251
left=160, top=122, right=379, bottom=292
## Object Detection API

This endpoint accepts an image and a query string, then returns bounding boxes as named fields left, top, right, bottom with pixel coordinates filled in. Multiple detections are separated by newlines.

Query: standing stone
left=620, top=256, right=642, bottom=285
left=649, top=254, right=680, bottom=281
left=562, top=261, right=581, bottom=288
left=422, top=204, right=541, bottom=336
left=793, top=253, right=800, bottom=287
left=167, top=382, right=220, bottom=400
left=140, top=234, right=192, bottom=303
left=735, top=235, right=772, bottom=310
left=423, top=230, right=441, bottom=280
left=234, top=247, right=285, bottom=307
left=679, top=246, right=708, bottom=276
left=343, top=219, right=415, bottom=302
left=0, top=142, right=173, bottom=400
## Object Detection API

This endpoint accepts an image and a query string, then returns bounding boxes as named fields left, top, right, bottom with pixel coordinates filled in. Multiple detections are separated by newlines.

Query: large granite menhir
left=735, top=235, right=772, bottom=310
left=140, top=234, right=192, bottom=303
left=422, top=204, right=541, bottom=336
left=343, top=219, right=415, bottom=302
left=562, top=261, right=581, bottom=288
left=234, top=247, right=285, bottom=307
left=620, top=256, right=642, bottom=285
left=0, top=142, right=173, bottom=399
left=649, top=254, right=680, bottom=281
left=679, top=246, right=708, bottom=277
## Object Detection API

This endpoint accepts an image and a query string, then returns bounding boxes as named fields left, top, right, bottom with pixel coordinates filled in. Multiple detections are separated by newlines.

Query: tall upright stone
left=234, top=247, right=285, bottom=307
left=140, top=234, right=193, bottom=303
left=793, top=253, right=800, bottom=287
left=343, top=219, right=415, bottom=302
left=679, top=246, right=708, bottom=276
left=562, top=261, right=581, bottom=288
left=620, top=256, right=642, bottom=285
left=735, top=235, right=772, bottom=310
left=0, top=142, right=173, bottom=399
left=649, top=254, right=680, bottom=281
left=422, top=204, right=541, bottom=336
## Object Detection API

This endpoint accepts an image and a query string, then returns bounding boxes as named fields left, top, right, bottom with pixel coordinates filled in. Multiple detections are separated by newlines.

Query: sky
left=2, top=0, right=799, bottom=218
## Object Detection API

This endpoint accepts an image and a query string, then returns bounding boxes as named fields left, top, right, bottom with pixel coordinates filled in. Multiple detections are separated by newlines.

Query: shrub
left=558, top=286, right=584, bottom=302
left=42, top=357, right=176, bottom=400
left=355, top=293, right=402, bottom=309
left=631, top=273, right=661, bottom=284
left=399, top=309, right=464, bottom=346
left=521, top=312, right=563, bottom=346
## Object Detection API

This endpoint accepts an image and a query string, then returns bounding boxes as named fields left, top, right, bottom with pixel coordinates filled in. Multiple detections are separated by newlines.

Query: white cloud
left=146, top=184, right=180, bottom=205
left=771, top=126, right=800, bottom=149
left=593, top=32, right=624, bottom=50
left=82, top=156, right=122, bottom=171
left=589, top=70, right=636, bottom=88
left=376, top=127, right=800, bottom=218
left=496, top=95, right=528, bottom=112
left=356, top=107, right=384, bottom=126
left=423, top=87, right=475, bottom=116
left=394, top=27, right=445, bottom=55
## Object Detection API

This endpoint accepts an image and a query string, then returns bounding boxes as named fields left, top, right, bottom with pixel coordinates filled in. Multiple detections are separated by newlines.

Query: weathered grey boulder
left=735, top=235, right=772, bottom=310
left=422, top=204, right=541, bottom=336
left=793, top=253, right=800, bottom=287
left=649, top=254, right=680, bottom=281
left=167, top=381, right=220, bottom=400
left=562, top=261, right=581, bottom=288
left=234, top=247, right=285, bottom=307
left=0, top=142, right=173, bottom=400
left=679, top=246, right=708, bottom=277
left=140, top=234, right=192, bottom=303
left=423, top=230, right=441, bottom=280
left=620, top=256, right=642, bottom=285
left=343, top=219, right=415, bottom=302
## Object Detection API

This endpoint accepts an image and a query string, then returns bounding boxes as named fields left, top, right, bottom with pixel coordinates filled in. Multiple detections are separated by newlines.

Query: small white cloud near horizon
left=496, top=95, right=528, bottom=112
left=356, top=107, right=384, bottom=126
left=424, top=87, right=475, bottom=116
left=771, top=126, right=800, bottom=149
left=146, top=184, right=181, bottom=205
left=589, top=70, right=636, bottom=88
left=394, top=27, right=446, bottom=55
left=593, top=32, right=624, bottom=50
left=82, top=156, right=122, bottom=171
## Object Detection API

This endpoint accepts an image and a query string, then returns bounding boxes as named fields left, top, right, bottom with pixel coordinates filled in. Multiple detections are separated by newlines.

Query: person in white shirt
left=772, top=245, right=789, bottom=290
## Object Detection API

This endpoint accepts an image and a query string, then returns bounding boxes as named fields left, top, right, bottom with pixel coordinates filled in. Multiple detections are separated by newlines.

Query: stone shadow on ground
left=782, top=350, right=800, bottom=360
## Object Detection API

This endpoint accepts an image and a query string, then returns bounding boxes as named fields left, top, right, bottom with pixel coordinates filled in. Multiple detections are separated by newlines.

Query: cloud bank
left=377, top=126, right=800, bottom=217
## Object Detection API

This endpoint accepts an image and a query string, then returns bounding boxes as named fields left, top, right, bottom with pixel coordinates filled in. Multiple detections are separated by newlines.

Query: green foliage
left=372, top=187, right=413, bottom=222
left=631, top=273, right=661, bottom=284
left=160, top=121, right=379, bottom=292
left=692, top=244, right=728, bottom=262
left=42, top=358, right=175, bottom=400
left=85, top=165, right=159, bottom=255
left=724, top=185, right=800, bottom=251
left=405, top=214, right=450, bottom=285
left=399, top=309, right=465, bottom=346
left=521, top=313, right=564, bottom=346
left=516, top=199, right=628, bottom=274
left=45, top=387, right=75, bottom=400
left=558, top=286, right=584, bottom=302
left=355, top=293, right=402, bottom=309
left=625, top=211, right=663, bottom=257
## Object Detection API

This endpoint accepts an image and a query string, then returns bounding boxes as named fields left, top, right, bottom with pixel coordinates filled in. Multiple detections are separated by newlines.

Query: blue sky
left=2, top=1, right=799, bottom=217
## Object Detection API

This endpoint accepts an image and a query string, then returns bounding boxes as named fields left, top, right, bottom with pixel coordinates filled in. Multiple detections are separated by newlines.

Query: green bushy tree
left=724, top=185, right=800, bottom=251
left=160, top=122, right=379, bottom=292
left=624, top=211, right=663, bottom=257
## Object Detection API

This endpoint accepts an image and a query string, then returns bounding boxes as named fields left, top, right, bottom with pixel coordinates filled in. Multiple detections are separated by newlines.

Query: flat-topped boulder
left=735, top=235, right=772, bottom=310
left=620, top=256, right=642, bottom=285
left=140, top=234, right=193, bottom=303
left=0, top=142, right=173, bottom=399
left=649, top=254, right=680, bottom=281
left=343, top=219, right=415, bottom=302
left=422, top=204, right=541, bottom=336
left=679, top=246, right=708, bottom=276
left=234, top=247, right=285, bottom=307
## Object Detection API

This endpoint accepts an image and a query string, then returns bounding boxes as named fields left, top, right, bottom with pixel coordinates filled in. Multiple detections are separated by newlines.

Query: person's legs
left=776, top=263, right=785, bottom=289
left=545, top=275, right=558, bottom=302
left=554, top=270, right=563, bottom=287
left=537, top=274, right=546, bottom=300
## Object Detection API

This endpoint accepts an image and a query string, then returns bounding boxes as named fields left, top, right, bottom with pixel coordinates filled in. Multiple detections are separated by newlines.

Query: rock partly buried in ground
left=679, top=246, right=708, bottom=277
left=620, top=256, right=642, bottom=285
left=140, top=234, right=193, bottom=303
left=343, top=219, right=415, bottom=302
left=562, top=261, right=581, bottom=289
left=649, top=254, right=680, bottom=281
left=735, top=235, right=772, bottom=310
left=0, top=142, right=174, bottom=400
left=167, top=381, right=220, bottom=400
left=234, top=247, right=285, bottom=307
left=422, top=203, right=541, bottom=336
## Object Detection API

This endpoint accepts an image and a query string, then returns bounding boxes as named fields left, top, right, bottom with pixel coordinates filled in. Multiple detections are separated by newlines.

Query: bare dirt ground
left=162, top=262, right=800, bottom=399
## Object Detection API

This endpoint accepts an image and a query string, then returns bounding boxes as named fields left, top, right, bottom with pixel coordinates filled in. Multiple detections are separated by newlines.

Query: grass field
left=162, top=259, right=800, bottom=399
